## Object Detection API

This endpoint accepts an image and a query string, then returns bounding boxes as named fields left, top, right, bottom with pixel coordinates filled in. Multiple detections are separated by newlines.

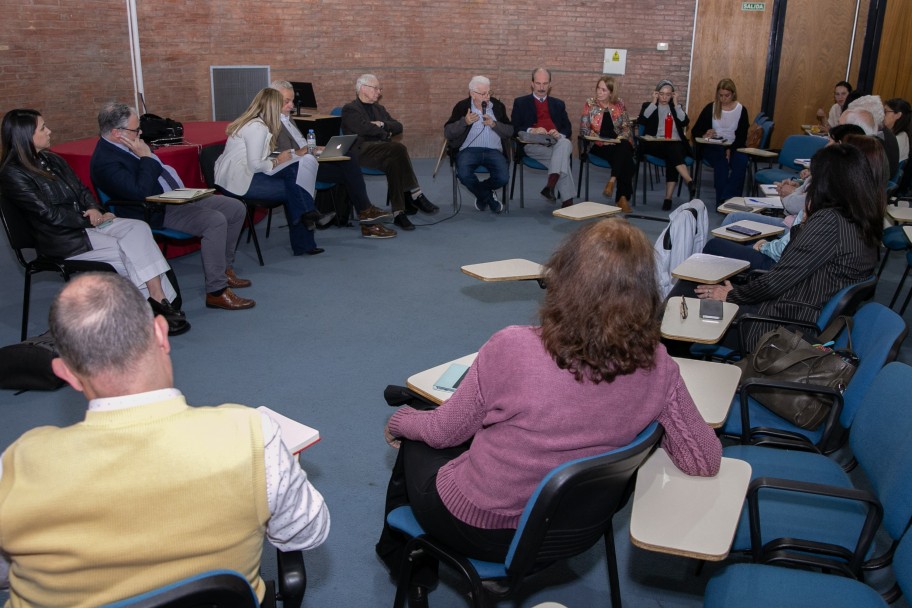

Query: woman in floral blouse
left=580, top=76, right=635, bottom=213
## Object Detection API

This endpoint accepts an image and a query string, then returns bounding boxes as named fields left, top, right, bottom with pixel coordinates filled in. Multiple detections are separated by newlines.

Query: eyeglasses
left=118, top=126, right=141, bottom=134
left=363, top=84, right=382, bottom=92
left=471, top=90, right=492, bottom=97
left=680, top=298, right=688, bottom=320
left=885, top=109, right=897, bottom=115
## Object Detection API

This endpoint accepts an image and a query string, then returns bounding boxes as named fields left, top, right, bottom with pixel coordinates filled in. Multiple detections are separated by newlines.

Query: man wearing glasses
left=90, top=102, right=255, bottom=311
left=511, top=67, right=575, bottom=207
left=342, top=74, right=438, bottom=231
left=444, top=75, right=513, bottom=214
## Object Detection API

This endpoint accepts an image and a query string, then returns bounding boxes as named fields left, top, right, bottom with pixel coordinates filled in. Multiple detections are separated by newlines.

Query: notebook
left=316, top=135, right=357, bottom=160
left=257, top=406, right=320, bottom=454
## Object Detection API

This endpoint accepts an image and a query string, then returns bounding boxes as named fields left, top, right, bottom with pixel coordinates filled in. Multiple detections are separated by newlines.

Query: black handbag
left=0, top=331, right=66, bottom=392
left=139, top=113, right=184, bottom=146
left=735, top=317, right=858, bottom=430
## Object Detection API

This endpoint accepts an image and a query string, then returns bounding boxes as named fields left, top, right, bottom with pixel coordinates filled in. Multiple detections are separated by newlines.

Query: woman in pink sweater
left=377, top=219, right=722, bottom=591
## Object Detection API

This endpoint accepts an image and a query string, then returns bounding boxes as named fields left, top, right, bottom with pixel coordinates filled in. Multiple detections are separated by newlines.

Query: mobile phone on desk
left=433, top=364, right=469, bottom=393
left=726, top=225, right=761, bottom=237
left=699, top=299, right=723, bottom=321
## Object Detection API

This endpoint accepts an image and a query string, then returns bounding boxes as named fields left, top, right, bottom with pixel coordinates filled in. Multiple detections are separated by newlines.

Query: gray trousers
left=163, top=194, right=246, bottom=293
left=523, top=137, right=575, bottom=201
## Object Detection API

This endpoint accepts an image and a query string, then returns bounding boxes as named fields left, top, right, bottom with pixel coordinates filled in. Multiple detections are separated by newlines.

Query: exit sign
left=742, top=2, right=766, bottom=9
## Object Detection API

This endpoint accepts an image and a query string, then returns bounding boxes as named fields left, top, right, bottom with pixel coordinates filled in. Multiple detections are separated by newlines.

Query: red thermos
left=664, top=113, right=673, bottom=138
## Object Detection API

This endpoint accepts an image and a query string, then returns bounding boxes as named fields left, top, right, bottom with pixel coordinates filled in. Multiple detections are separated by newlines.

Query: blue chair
left=888, top=159, right=906, bottom=193
left=509, top=140, right=549, bottom=208
left=96, top=188, right=198, bottom=258
left=576, top=135, right=613, bottom=201
left=722, top=302, right=906, bottom=454
left=754, top=134, right=827, bottom=185
left=449, top=148, right=509, bottom=213
left=720, top=362, right=912, bottom=583
left=878, top=222, right=911, bottom=278
left=637, top=124, right=694, bottom=205
left=385, top=422, right=663, bottom=608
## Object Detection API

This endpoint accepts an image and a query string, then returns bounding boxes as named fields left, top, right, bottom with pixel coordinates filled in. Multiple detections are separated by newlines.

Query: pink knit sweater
left=388, top=325, right=722, bottom=530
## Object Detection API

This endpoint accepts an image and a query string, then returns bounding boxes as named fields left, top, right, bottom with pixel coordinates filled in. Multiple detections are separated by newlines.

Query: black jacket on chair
left=0, top=152, right=99, bottom=259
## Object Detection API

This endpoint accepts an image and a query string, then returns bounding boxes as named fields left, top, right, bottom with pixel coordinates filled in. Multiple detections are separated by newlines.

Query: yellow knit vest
left=0, top=397, right=270, bottom=607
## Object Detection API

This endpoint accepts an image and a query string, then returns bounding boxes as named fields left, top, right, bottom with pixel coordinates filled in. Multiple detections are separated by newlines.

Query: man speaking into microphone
left=444, top=76, right=513, bottom=214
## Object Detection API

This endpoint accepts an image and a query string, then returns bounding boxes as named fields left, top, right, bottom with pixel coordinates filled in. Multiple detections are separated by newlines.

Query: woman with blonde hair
left=579, top=76, right=635, bottom=212
left=214, top=88, right=327, bottom=256
left=692, top=78, right=750, bottom=207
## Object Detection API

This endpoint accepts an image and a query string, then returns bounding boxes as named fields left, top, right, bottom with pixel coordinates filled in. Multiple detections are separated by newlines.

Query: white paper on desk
left=155, top=188, right=209, bottom=200
left=257, top=406, right=320, bottom=454
left=745, top=196, right=783, bottom=209
left=759, top=184, right=779, bottom=196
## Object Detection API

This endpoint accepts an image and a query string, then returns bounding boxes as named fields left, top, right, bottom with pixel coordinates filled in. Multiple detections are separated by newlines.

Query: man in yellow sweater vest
left=0, top=273, right=329, bottom=607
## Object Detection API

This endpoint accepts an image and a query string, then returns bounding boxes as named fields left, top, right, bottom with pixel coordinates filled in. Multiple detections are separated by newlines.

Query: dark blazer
left=341, top=99, right=403, bottom=154
left=510, top=94, right=572, bottom=139
left=0, top=152, right=100, bottom=258
left=727, top=207, right=877, bottom=350
left=90, top=137, right=169, bottom=227
left=692, top=102, right=750, bottom=150
left=443, top=97, right=513, bottom=155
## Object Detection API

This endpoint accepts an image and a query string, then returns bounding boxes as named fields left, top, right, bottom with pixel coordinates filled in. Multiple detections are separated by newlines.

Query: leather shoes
left=225, top=267, right=251, bottom=288
left=540, top=186, right=557, bottom=202
left=294, top=247, right=325, bottom=256
left=616, top=196, right=632, bottom=213
left=148, top=298, right=190, bottom=335
left=411, top=194, right=439, bottom=215
left=205, top=288, right=255, bottom=310
left=394, top=213, right=415, bottom=231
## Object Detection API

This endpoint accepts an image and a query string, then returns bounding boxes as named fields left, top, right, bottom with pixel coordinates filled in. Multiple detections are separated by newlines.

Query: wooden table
left=672, top=254, right=750, bottom=284
left=630, top=448, right=752, bottom=560
left=552, top=201, right=623, bottom=221
left=711, top=220, right=784, bottom=242
left=461, top=259, right=544, bottom=282
left=407, top=353, right=740, bottom=427
left=887, top=205, right=912, bottom=224
left=661, top=296, right=739, bottom=343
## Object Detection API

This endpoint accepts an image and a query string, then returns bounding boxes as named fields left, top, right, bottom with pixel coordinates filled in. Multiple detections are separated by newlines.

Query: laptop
left=316, top=135, right=357, bottom=161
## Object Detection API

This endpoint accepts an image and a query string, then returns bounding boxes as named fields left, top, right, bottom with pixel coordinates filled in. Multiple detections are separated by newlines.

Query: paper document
left=156, top=188, right=213, bottom=200
left=257, top=406, right=320, bottom=454
left=759, top=184, right=779, bottom=196
left=745, top=197, right=783, bottom=209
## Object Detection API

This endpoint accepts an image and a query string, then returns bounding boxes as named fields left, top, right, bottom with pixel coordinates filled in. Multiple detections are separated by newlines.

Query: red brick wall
left=2, top=0, right=697, bottom=157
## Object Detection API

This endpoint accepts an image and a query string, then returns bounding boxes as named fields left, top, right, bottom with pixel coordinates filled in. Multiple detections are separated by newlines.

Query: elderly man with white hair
left=341, top=74, right=438, bottom=231
left=843, top=94, right=900, bottom=176
left=444, top=76, right=514, bottom=213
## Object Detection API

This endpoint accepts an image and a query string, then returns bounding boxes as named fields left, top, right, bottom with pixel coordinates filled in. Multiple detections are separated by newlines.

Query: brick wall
left=2, top=0, right=697, bottom=157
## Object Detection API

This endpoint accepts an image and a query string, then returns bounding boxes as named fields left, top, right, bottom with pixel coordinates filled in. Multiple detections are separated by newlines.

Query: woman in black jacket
left=691, top=78, right=750, bottom=207
left=0, top=109, right=187, bottom=333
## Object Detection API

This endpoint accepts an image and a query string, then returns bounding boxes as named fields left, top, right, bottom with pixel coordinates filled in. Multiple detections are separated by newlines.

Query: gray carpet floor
left=1, top=157, right=910, bottom=606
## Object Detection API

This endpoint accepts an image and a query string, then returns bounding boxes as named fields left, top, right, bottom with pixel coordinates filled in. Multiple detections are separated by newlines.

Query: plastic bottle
left=306, top=130, right=316, bottom=155
left=664, top=113, right=673, bottom=139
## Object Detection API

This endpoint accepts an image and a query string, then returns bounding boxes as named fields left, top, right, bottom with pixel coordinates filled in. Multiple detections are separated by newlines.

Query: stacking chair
left=104, top=549, right=305, bottom=608
left=199, top=143, right=280, bottom=267
left=877, top=222, right=911, bottom=278
left=0, top=192, right=117, bottom=340
left=385, top=422, right=663, bottom=608
left=449, top=148, right=509, bottom=213
left=721, top=302, right=907, bottom=454
left=753, top=134, right=827, bottom=185
left=576, top=135, right=613, bottom=201
left=509, top=140, right=550, bottom=208
left=95, top=188, right=198, bottom=258
left=720, top=362, right=912, bottom=584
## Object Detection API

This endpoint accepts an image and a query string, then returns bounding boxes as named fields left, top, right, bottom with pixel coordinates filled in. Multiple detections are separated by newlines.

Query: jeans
left=701, top=146, right=749, bottom=203
left=456, top=147, right=509, bottom=208
left=242, top=164, right=317, bottom=255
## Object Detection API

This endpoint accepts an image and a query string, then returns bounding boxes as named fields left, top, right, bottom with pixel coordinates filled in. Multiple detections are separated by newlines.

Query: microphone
left=481, top=101, right=487, bottom=114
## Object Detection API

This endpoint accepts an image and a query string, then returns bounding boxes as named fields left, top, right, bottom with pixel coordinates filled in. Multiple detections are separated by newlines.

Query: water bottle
left=306, top=130, right=316, bottom=155
left=664, top=113, right=673, bottom=139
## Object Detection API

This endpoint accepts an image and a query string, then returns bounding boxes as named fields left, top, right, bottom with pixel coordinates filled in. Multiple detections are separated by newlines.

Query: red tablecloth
left=50, top=122, right=230, bottom=258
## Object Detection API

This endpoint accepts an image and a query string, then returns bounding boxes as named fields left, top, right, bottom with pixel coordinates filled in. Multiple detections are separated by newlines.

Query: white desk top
left=461, top=259, right=544, bottom=282
left=406, top=353, right=738, bottom=427
left=583, top=134, right=621, bottom=144
left=552, top=201, right=623, bottom=221
left=737, top=147, right=778, bottom=158
left=717, top=198, right=766, bottom=215
left=672, top=254, right=750, bottom=284
left=661, top=297, right=739, bottom=344
left=904, top=226, right=912, bottom=243
left=887, top=205, right=912, bottom=224
left=695, top=137, right=733, bottom=146
left=630, top=448, right=752, bottom=560
left=711, top=220, right=784, bottom=242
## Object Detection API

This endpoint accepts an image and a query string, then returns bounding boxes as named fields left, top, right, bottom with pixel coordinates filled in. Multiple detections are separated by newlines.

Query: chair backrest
left=503, top=422, right=663, bottom=578
left=779, top=134, right=827, bottom=170
left=893, top=518, right=912, bottom=599
left=102, top=570, right=259, bottom=608
left=849, top=362, right=912, bottom=543
left=815, top=274, right=877, bottom=330
left=759, top=119, right=774, bottom=149
left=330, top=106, right=342, bottom=117
left=199, top=144, right=226, bottom=189
left=0, top=191, right=38, bottom=267
left=832, top=303, right=907, bottom=429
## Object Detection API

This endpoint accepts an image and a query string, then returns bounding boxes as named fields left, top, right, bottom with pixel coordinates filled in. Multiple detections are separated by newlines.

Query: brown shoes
left=603, top=179, right=615, bottom=198
left=616, top=196, right=632, bottom=213
left=358, top=206, right=393, bottom=224
left=206, top=288, right=255, bottom=310
left=361, top=224, right=397, bottom=239
left=225, top=267, right=251, bottom=289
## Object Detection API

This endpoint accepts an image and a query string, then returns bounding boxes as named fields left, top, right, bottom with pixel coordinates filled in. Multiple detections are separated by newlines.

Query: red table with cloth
left=50, top=122, right=230, bottom=258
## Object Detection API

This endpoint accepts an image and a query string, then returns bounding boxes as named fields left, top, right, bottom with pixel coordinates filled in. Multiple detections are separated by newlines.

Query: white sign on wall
left=603, top=48, right=628, bottom=75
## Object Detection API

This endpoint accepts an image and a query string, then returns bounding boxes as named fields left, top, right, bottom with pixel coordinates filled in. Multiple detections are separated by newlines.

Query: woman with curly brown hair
left=377, top=219, right=722, bottom=598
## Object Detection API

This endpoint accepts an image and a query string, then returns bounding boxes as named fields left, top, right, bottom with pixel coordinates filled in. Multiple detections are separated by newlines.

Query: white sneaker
left=489, top=192, right=503, bottom=214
